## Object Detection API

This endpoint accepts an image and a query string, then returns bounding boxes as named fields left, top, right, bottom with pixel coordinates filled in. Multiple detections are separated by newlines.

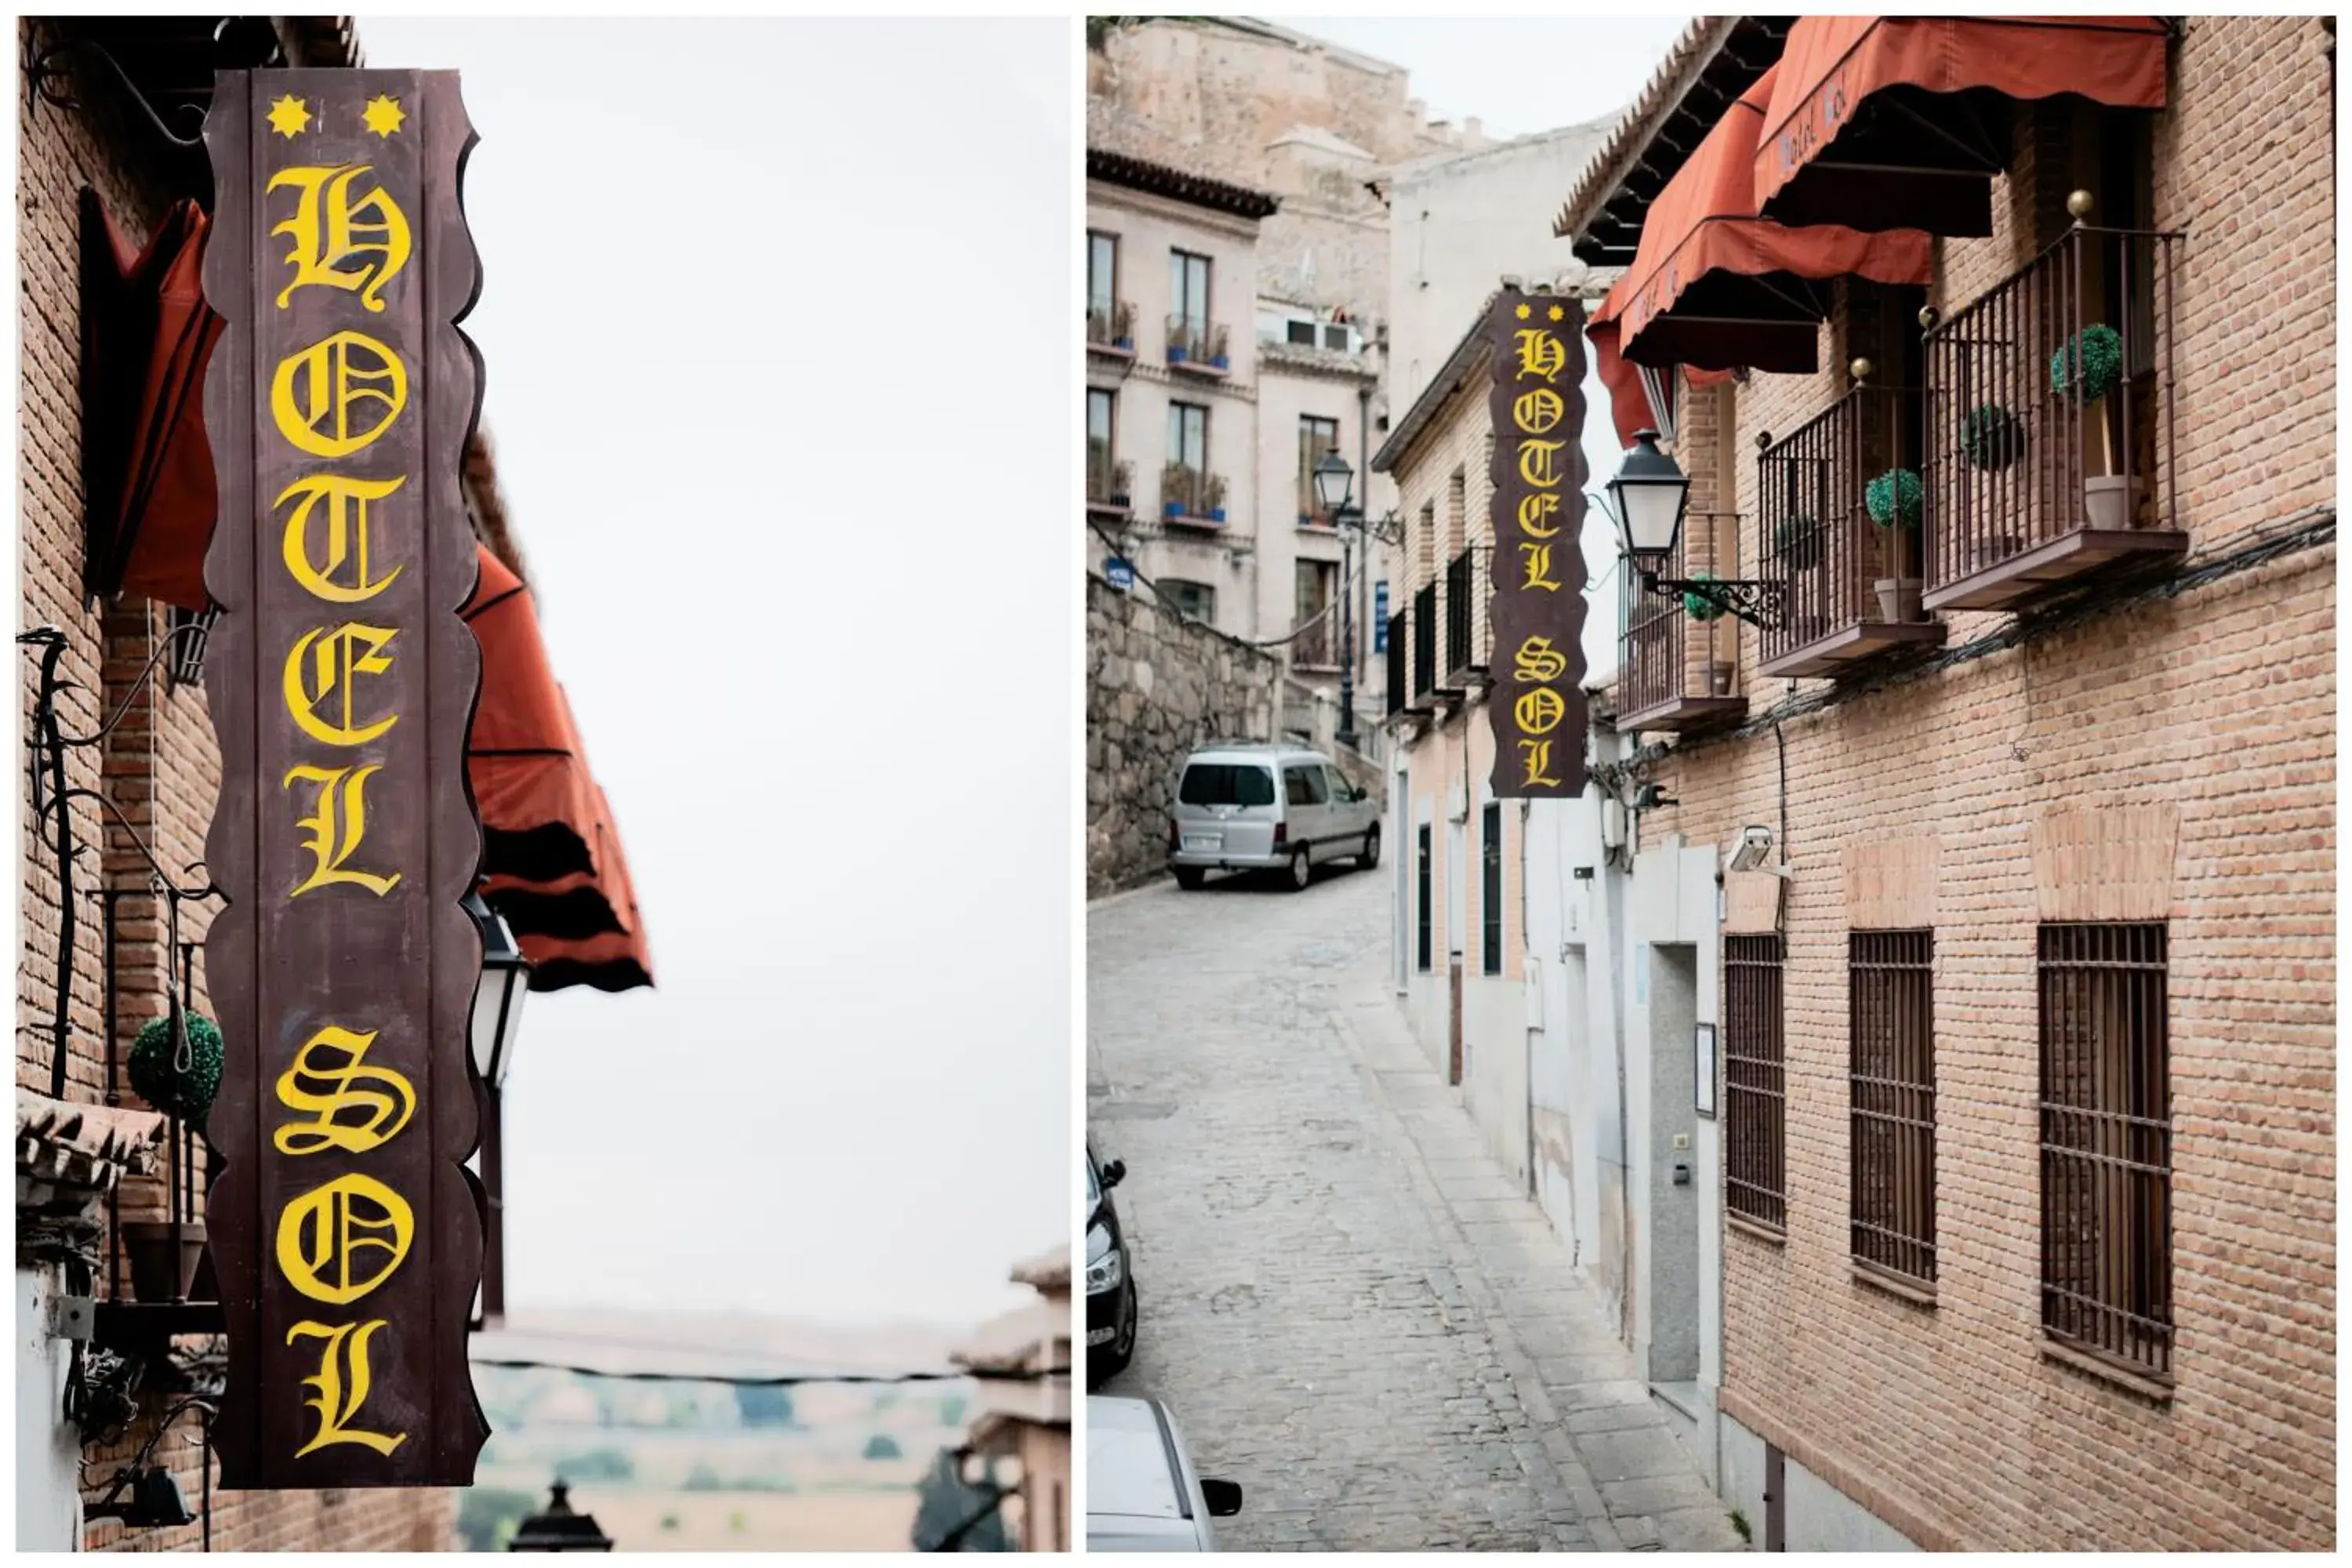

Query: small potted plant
left=1204, top=472, right=1229, bottom=523
left=121, top=1011, right=223, bottom=1302
left=1109, top=459, right=1133, bottom=510
left=1773, top=514, right=1822, bottom=572
left=1209, top=325, right=1232, bottom=371
left=1160, top=461, right=1192, bottom=520
left=1166, top=319, right=1191, bottom=366
left=2051, top=323, right=2136, bottom=528
left=1112, top=300, right=1135, bottom=353
left=1960, top=401, right=2024, bottom=472
left=1864, top=467, right=1925, bottom=622
left=1681, top=574, right=1737, bottom=695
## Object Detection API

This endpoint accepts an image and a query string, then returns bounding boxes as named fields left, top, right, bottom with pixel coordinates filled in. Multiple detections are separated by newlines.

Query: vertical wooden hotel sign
left=1486, top=289, right=1590, bottom=798
left=201, top=69, right=488, bottom=1486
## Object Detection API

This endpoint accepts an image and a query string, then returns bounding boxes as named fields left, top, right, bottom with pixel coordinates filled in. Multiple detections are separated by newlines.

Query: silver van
left=1085, top=1394, right=1243, bottom=1551
left=1166, top=741, right=1380, bottom=891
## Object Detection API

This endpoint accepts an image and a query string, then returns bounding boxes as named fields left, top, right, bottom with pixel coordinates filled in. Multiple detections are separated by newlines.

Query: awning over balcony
left=1754, top=16, right=2170, bottom=236
left=1616, top=64, right=1934, bottom=375
left=81, top=191, right=222, bottom=612
left=1584, top=307, right=1653, bottom=451
left=463, top=547, right=653, bottom=995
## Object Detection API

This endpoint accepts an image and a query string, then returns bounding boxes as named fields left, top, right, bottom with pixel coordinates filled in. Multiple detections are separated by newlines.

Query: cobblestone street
left=1087, top=865, right=1744, bottom=1552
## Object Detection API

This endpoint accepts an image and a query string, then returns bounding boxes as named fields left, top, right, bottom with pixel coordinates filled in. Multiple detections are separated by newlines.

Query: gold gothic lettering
left=279, top=474, right=405, bottom=603
left=270, top=331, right=409, bottom=458
left=287, top=1320, right=406, bottom=1457
left=1514, top=687, right=1567, bottom=736
left=1519, top=542, right=1561, bottom=592
left=285, top=764, right=401, bottom=897
left=1512, top=387, right=1565, bottom=436
left=274, top=1025, right=417, bottom=1156
left=1516, top=492, right=1560, bottom=539
left=268, top=165, right=413, bottom=312
left=1512, top=637, right=1569, bottom=685
left=1517, top=440, right=1566, bottom=490
left=1513, top=328, right=1566, bottom=383
left=283, top=624, right=400, bottom=747
left=1518, top=739, right=1563, bottom=789
left=275, top=1173, right=414, bottom=1305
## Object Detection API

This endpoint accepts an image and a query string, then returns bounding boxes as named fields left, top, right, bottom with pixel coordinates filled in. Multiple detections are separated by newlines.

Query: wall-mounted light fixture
left=1599, top=431, right=1786, bottom=630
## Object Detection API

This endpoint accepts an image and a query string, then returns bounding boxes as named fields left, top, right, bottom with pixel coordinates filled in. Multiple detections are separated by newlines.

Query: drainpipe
left=1356, top=379, right=1372, bottom=740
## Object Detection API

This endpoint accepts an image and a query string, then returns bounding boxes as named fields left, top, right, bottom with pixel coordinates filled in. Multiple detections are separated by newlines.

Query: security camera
left=1727, top=825, right=1777, bottom=874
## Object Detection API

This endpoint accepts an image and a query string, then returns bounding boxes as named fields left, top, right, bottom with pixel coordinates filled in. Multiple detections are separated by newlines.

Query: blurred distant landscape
left=462, top=1308, right=991, bottom=1552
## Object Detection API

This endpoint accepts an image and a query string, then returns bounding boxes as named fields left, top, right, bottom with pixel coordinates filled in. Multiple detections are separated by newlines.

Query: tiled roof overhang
left=1554, top=15, right=1795, bottom=263
left=1087, top=147, right=1280, bottom=220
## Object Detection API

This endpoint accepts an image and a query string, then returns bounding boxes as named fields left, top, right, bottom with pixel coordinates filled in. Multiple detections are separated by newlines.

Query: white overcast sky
left=356, top=16, right=1072, bottom=1331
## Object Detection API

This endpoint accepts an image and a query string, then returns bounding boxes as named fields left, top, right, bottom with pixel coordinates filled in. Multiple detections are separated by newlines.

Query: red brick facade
left=1624, top=16, right=2332, bottom=1550
left=17, top=17, right=453, bottom=1549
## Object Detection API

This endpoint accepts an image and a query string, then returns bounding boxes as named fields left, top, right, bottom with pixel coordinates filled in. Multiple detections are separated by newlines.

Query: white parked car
left=1166, top=742, right=1380, bottom=891
left=1086, top=1394, right=1243, bottom=1551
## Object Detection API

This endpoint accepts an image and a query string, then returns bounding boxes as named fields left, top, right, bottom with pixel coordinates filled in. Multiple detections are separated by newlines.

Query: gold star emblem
left=1548, top=305, right=1565, bottom=321
left=266, top=94, right=311, bottom=139
left=1515, top=303, right=1531, bottom=319
left=361, top=94, right=406, bottom=138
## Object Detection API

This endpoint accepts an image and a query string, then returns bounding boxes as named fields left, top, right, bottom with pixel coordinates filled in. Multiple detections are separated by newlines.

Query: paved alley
left=1087, top=863, right=1744, bottom=1552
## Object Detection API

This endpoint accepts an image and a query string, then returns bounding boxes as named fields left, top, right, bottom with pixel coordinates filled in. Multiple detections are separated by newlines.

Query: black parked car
left=1085, top=1142, right=1136, bottom=1383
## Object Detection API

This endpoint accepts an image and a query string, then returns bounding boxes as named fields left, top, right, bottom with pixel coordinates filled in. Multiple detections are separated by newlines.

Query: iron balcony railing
left=1086, top=298, right=1135, bottom=350
left=1411, top=583, right=1439, bottom=700
left=1166, top=315, right=1231, bottom=368
left=1443, top=545, right=1490, bottom=682
left=1385, top=610, right=1407, bottom=715
left=1619, top=511, right=1742, bottom=721
left=1759, top=383, right=1926, bottom=665
left=1289, top=612, right=1338, bottom=670
left=1159, top=464, right=1226, bottom=523
left=1924, top=224, right=2180, bottom=597
left=1086, top=441, right=1131, bottom=509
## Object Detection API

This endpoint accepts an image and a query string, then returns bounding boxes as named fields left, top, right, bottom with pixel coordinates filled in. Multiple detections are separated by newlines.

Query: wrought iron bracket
left=1643, top=572, right=1788, bottom=630
left=24, top=31, right=210, bottom=150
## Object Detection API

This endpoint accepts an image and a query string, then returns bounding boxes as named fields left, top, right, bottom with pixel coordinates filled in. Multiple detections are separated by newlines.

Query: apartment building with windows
left=1541, top=13, right=2332, bottom=1552
left=1254, top=302, right=1378, bottom=695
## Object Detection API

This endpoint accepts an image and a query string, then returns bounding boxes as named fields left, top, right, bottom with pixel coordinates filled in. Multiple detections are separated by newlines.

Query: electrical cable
left=469, top=1357, right=1070, bottom=1388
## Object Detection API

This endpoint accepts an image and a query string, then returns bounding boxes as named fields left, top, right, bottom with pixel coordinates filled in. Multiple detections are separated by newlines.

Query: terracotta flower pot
left=1705, top=660, right=1737, bottom=697
left=121, top=1220, right=207, bottom=1304
left=1874, top=578, right=1923, bottom=622
left=2084, top=474, right=2143, bottom=531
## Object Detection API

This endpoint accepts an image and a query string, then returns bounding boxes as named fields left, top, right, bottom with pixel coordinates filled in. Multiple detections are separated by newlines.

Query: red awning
left=499, top=773, right=653, bottom=995
left=1584, top=297, right=1655, bottom=451
left=1755, top=16, right=2169, bottom=230
left=80, top=192, right=223, bottom=612
left=464, top=546, right=604, bottom=884
left=1616, top=63, right=1933, bottom=374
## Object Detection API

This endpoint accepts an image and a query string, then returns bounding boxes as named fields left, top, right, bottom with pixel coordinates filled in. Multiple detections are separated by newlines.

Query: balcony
left=1618, top=512, right=1747, bottom=733
left=1411, top=582, right=1461, bottom=708
left=1290, top=612, right=1340, bottom=672
left=1159, top=464, right=1227, bottom=529
left=1166, top=316, right=1232, bottom=378
left=1087, top=299, right=1136, bottom=368
left=1923, top=226, right=2186, bottom=612
left=1443, top=545, right=1490, bottom=688
left=1086, top=442, right=1132, bottom=521
left=1756, top=384, right=1947, bottom=679
left=1385, top=609, right=1408, bottom=717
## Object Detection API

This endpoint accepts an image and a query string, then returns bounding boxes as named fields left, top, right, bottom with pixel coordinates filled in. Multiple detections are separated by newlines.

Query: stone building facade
left=1543, top=13, right=2333, bottom=1552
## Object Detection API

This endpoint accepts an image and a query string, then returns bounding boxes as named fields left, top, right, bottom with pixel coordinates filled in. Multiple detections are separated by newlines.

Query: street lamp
left=467, top=891, right=529, bottom=1325
left=1312, top=452, right=1360, bottom=750
left=509, top=1481, right=613, bottom=1552
left=1606, top=429, right=1784, bottom=628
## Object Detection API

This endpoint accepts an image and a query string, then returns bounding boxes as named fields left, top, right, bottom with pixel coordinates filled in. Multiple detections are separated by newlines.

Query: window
left=1167, top=402, right=1207, bottom=474
left=1087, top=389, right=1116, bottom=501
left=1415, top=826, right=1432, bottom=972
left=1286, top=319, right=1316, bottom=345
left=1283, top=764, right=1327, bottom=807
left=1087, top=231, right=1118, bottom=321
left=1161, top=578, right=1214, bottom=623
left=1725, top=935, right=1787, bottom=1232
left=1323, top=322, right=1348, bottom=351
left=1321, top=765, right=1352, bottom=803
left=1170, top=249, right=1210, bottom=336
left=1298, top=415, right=1339, bottom=521
left=1850, top=930, right=1936, bottom=1287
left=1480, top=802, right=1502, bottom=976
left=2039, top=922, right=2172, bottom=1381
left=1178, top=762, right=1272, bottom=808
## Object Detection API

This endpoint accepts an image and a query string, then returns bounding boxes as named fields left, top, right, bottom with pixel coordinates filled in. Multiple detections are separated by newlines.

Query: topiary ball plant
left=2049, top=323, right=2123, bottom=405
left=1960, top=402, right=2025, bottom=472
left=1865, top=468, right=1924, bottom=530
left=129, top=1011, right=224, bottom=1122
left=1681, top=571, right=1726, bottom=622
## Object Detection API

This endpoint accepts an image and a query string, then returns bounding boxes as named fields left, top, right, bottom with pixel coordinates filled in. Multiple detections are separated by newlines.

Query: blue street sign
left=1105, top=557, right=1135, bottom=590
left=1373, top=581, right=1389, bottom=650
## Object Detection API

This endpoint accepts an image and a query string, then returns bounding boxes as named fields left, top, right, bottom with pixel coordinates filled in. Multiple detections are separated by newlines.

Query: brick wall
left=1636, top=16, right=2334, bottom=1549
left=17, top=18, right=455, bottom=1550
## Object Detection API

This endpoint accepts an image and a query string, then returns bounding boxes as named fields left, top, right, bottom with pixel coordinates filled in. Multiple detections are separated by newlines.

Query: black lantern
left=468, top=891, right=528, bottom=1091
left=1606, top=429, right=1693, bottom=569
left=1312, top=450, right=1354, bottom=516
left=509, top=1481, right=612, bottom=1552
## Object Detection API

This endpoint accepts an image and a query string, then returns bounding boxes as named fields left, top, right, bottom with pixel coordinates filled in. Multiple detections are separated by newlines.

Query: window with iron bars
left=2039, top=921, right=2172, bottom=1381
left=1725, top=934, right=1786, bottom=1232
left=1415, top=825, right=1432, bottom=973
left=1850, top=930, right=1936, bottom=1289
left=1479, top=801, right=1502, bottom=977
